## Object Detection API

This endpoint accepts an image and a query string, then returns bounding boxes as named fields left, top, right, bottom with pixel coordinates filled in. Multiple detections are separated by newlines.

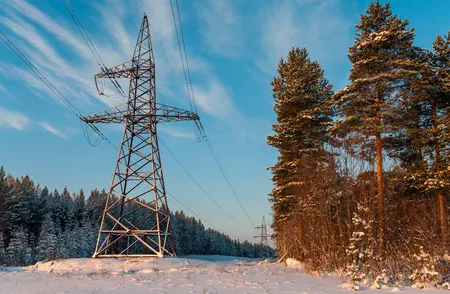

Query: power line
left=61, top=0, right=127, bottom=99
left=168, top=0, right=195, bottom=114
left=3, top=4, right=244, bottom=242
left=63, top=0, right=255, bottom=230
left=0, top=31, right=81, bottom=118
left=159, top=138, right=250, bottom=229
left=166, top=190, right=239, bottom=240
left=140, top=2, right=254, bottom=230
left=60, top=1, right=243, bottom=237
left=166, top=0, right=256, bottom=227
left=0, top=29, right=116, bottom=150
left=61, top=0, right=102, bottom=68
left=59, top=0, right=129, bottom=149
left=201, top=133, right=256, bottom=227
left=58, top=4, right=243, bottom=245
left=174, top=0, right=198, bottom=114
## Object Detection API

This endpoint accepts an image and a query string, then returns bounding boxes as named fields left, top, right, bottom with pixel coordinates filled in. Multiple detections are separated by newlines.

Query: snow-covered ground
left=0, top=256, right=438, bottom=293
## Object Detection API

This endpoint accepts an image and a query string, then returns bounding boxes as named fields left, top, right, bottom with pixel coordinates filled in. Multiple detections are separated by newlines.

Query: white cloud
left=197, top=0, right=240, bottom=57
left=2, top=0, right=128, bottom=109
left=94, top=1, right=135, bottom=59
left=159, top=125, right=195, bottom=140
left=258, top=0, right=352, bottom=73
left=0, top=15, right=70, bottom=72
left=0, top=106, right=30, bottom=130
left=140, top=0, right=236, bottom=122
left=39, top=121, right=68, bottom=139
left=0, top=0, right=237, bottom=130
left=8, top=0, right=92, bottom=60
left=67, top=127, right=81, bottom=135
left=193, top=79, right=239, bottom=120
left=1, top=65, right=56, bottom=102
left=141, top=0, right=211, bottom=99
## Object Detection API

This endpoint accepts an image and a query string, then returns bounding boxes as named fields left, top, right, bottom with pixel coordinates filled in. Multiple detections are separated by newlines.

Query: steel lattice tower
left=83, top=15, right=198, bottom=258
left=254, top=216, right=269, bottom=247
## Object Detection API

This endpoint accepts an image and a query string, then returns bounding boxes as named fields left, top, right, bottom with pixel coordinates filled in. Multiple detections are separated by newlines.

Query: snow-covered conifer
left=36, top=214, right=57, bottom=261
left=268, top=47, right=334, bottom=261
left=333, top=1, right=415, bottom=254
left=6, top=228, right=28, bottom=266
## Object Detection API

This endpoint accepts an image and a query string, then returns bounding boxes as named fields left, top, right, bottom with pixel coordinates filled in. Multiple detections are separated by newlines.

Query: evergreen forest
left=0, top=166, right=272, bottom=267
left=268, top=1, right=450, bottom=287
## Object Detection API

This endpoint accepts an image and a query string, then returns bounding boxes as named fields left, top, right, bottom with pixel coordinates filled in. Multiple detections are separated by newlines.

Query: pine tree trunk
left=336, top=202, right=345, bottom=258
left=297, top=223, right=304, bottom=261
left=368, top=172, right=375, bottom=254
left=438, top=191, right=447, bottom=245
left=376, top=87, right=385, bottom=255
left=432, top=98, right=447, bottom=246
left=346, top=196, right=352, bottom=241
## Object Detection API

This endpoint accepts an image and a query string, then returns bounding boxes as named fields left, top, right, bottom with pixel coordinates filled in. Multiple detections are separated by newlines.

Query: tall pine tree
left=430, top=32, right=450, bottom=245
left=333, top=1, right=415, bottom=253
left=268, top=47, right=333, bottom=260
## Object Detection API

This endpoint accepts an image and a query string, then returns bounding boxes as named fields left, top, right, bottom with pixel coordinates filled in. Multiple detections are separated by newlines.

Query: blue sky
left=0, top=0, right=448, bottom=241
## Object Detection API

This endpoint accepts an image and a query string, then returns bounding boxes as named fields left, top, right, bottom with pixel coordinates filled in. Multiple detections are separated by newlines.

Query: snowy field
left=0, top=256, right=439, bottom=294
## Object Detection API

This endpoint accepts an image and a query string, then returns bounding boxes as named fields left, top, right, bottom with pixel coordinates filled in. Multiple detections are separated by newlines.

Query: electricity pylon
left=254, top=216, right=269, bottom=247
left=83, top=15, right=198, bottom=258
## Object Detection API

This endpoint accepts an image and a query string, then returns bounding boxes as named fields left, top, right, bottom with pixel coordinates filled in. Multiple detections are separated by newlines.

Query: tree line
left=0, top=166, right=272, bottom=266
left=268, top=1, right=449, bottom=287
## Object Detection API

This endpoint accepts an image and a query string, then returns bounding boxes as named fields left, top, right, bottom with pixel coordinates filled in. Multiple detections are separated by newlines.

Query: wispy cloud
left=196, top=0, right=241, bottom=57
left=39, top=121, right=68, bottom=139
left=258, top=0, right=353, bottom=73
left=159, top=125, right=195, bottom=140
left=1, top=0, right=127, bottom=109
left=194, top=79, right=239, bottom=120
left=140, top=0, right=238, bottom=122
left=67, top=127, right=80, bottom=135
left=0, top=106, right=30, bottom=130
left=0, top=0, right=243, bottom=133
left=9, top=0, right=92, bottom=60
left=0, top=84, right=8, bottom=94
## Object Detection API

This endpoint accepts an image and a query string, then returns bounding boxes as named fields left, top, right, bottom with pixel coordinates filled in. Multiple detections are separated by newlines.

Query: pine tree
left=86, top=189, right=107, bottom=222
left=0, top=166, right=12, bottom=238
left=36, top=187, right=51, bottom=241
left=398, top=33, right=450, bottom=247
left=49, top=189, right=62, bottom=228
left=73, top=189, right=86, bottom=223
left=0, top=232, right=5, bottom=265
left=171, top=211, right=181, bottom=254
left=268, top=47, right=333, bottom=260
left=6, top=228, right=28, bottom=266
left=60, top=187, right=75, bottom=232
left=3, top=177, right=30, bottom=241
left=36, top=214, right=57, bottom=261
left=333, top=1, right=415, bottom=253
left=430, top=32, right=450, bottom=246
left=19, top=176, right=40, bottom=241
left=79, top=220, right=94, bottom=257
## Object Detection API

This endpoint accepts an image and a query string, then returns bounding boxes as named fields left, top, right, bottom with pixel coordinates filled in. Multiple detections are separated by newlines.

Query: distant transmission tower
left=83, top=15, right=198, bottom=258
left=254, top=216, right=269, bottom=247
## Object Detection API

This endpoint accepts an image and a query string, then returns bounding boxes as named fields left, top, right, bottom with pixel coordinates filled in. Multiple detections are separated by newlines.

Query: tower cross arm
left=82, top=103, right=199, bottom=124
left=82, top=103, right=128, bottom=124
left=155, top=103, right=199, bottom=123
left=95, top=61, right=133, bottom=79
